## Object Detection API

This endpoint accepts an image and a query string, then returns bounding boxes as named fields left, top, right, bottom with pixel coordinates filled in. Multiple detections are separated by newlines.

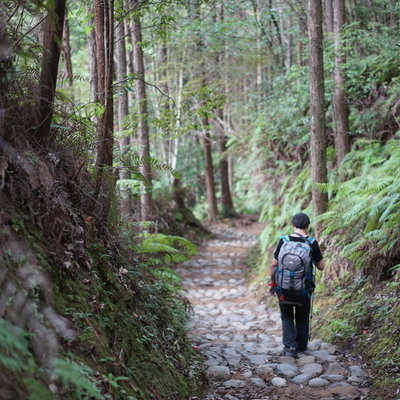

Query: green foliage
left=320, top=139, right=400, bottom=277
left=53, top=359, right=104, bottom=400
left=137, top=233, right=197, bottom=265
left=316, top=279, right=400, bottom=399
left=0, top=318, right=104, bottom=400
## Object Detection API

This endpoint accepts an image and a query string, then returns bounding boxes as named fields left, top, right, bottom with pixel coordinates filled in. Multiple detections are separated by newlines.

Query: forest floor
left=177, top=218, right=370, bottom=400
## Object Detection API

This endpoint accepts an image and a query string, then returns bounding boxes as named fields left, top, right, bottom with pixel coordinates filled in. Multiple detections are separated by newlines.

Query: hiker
left=269, top=213, right=325, bottom=357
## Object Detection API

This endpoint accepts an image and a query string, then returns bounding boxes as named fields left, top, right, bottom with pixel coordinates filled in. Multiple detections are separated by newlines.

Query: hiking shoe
left=283, top=347, right=297, bottom=357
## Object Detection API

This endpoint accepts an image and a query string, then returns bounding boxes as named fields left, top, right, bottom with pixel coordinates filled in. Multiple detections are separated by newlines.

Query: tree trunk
left=191, top=0, right=218, bottom=220
left=116, top=19, right=129, bottom=154
left=296, top=10, right=308, bottom=66
left=215, top=2, right=235, bottom=217
left=308, top=0, right=328, bottom=235
left=62, top=12, right=73, bottom=86
left=332, top=0, right=350, bottom=164
left=217, top=108, right=235, bottom=217
left=37, top=0, right=66, bottom=140
left=93, top=0, right=114, bottom=220
left=115, top=14, right=132, bottom=215
left=132, top=0, right=153, bottom=221
left=87, top=10, right=98, bottom=105
left=284, top=14, right=293, bottom=71
left=159, top=45, right=172, bottom=171
left=203, top=115, right=219, bottom=220
left=324, top=0, right=334, bottom=32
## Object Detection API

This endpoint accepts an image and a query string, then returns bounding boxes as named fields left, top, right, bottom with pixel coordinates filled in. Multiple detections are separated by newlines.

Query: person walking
left=269, top=213, right=325, bottom=357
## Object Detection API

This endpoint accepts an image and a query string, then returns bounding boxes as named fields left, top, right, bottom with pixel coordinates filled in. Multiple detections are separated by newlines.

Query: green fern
left=53, top=358, right=104, bottom=399
left=321, top=139, right=400, bottom=277
left=137, top=233, right=197, bottom=265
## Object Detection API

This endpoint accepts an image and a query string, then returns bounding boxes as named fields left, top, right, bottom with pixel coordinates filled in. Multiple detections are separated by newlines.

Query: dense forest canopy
left=1, top=0, right=399, bottom=399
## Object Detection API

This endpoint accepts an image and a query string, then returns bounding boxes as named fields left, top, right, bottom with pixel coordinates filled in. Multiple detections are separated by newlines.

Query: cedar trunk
left=215, top=2, right=235, bottom=217
left=132, top=3, right=153, bottom=221
left=62, top=13, right=73, bottom=86
left=203, top=115, right=218, bottom=220
left=115, top=14, right=132, bottom=215
left=87, top=9, right=98, bottom=105
left=324, top=0, right=334, bottom=32
left=116, top=20, right=129, bottom=154
left=93, top=0, right=114, bottom=221
left=308, top=0, right=328, bottom=235
left=332, top=0, right=350, bottom=163
left=37, top=0, right=66, bottom=140
left=217, top=109, right=235, bottom=217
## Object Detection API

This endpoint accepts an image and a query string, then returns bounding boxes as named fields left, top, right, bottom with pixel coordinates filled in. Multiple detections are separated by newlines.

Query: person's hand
left=268, top=282, right=276, bottom=296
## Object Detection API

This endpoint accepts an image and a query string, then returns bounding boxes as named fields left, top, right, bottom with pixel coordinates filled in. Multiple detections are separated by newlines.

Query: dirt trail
left=178, top=219, right=369, bottom=400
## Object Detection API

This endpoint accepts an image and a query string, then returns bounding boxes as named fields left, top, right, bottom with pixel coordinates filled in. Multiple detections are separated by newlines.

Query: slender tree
left=37, top=0, right=66, bottom=140
left=191, top=0, right=219, bottom=220
left=202, top=114, right=219, bottom=220
left=132, top=0, right=153, bottom=221
left=324, top=0, right=334, bottom=32
left=215, top=3, right=235, bottom=217
left=115, top=17, right=129, bottom=157
left=93, top=0, right=115, bottom=219
left=332, top=0, right=350, bottom=163
left=115, top=13, right=133, bottom=215
left=62, top=13, right=73, bottom=86
left=308, top=0, right=328, bottom=235
left=87, top=9, right=98, bottom=106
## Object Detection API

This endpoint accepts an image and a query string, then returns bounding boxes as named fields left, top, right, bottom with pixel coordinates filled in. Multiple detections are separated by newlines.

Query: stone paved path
left=178, top=221, right=369, bottom=400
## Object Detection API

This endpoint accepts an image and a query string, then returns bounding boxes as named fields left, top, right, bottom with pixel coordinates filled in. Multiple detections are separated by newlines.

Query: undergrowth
left=314, top=277, right=400, bottom=400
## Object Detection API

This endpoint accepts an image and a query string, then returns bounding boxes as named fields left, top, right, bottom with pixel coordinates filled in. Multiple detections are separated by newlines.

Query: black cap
left=292, top=213, right=310, bottom=229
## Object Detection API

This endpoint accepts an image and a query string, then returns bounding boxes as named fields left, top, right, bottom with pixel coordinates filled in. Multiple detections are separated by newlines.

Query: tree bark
left=192, top=0, right=218, bottom=220
left=202, top=115, right=219, bottom=220
left=308, top=0, right=328, bottom=235
left=324, top=0, right=334, bottom=32
left=132, top=1, right=153, bottom=221
left=87, top=10, right=98, bottom=105
left=115, top=15, right=132, bottom=215
left=217, top=108, right=235, bottom=217
left=93, top=0, right=114, bottom=220
left=215, top=2, right=235, bottom=217
left=61, top=13, right=73, bottom=86
left=116, top=19, right=129, bottom=154
left=37, top=0, right=66, bottom=140
left=332, top=0, right=350, bottom=164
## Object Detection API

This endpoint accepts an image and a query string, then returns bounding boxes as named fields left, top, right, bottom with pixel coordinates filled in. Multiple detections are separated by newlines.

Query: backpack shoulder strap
left=306, top=236, right=315, bottom=245
left=280, top=235, right=290, bottom=243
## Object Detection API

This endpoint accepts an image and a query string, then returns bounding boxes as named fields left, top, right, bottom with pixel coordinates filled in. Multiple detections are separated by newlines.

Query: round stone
left=308, top=339, right=323, bottom=351
left=320, top=342, right=337, bottom=354
left=297, top=355, right=316, bottom=365
left=349, top=365, right=364, bottom=377
left=301, top=363, right=323, bottom=375
left=242, top=369, right=253, bottom=379
left=291, top=373, right=314, bottom=385
left=325, top=363, right=347, bottom=375
left=249, top=377, right=266, bottom=388
left=247, top=354, right=268, bottom=365
left=320, top=374, right=346, bottom=382
left=312, top=350, right=337, bottom=362
left=276, top=363, right=299, bottom=378
left=256, top=364, right=274, bottom=375
left=348, top=376, right=364, bottom=385
left=271, top=377, right=287, bottom=387
left=207, top=366, right=231, bottom=380
left=225, top=355, right=241, bottom=367
left=308, top=378, right=330, bottom=387
left=278, top=356, right=296, bottom=365
left=223, top=379, right=245, bottom=388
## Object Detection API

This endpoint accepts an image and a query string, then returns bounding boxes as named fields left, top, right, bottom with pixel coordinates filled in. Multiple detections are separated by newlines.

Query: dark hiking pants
left=279, top=300, right=311, bottom=351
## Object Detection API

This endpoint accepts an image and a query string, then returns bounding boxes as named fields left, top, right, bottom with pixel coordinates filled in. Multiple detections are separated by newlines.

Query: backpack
left=275, top=234, right=315, bottom=303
